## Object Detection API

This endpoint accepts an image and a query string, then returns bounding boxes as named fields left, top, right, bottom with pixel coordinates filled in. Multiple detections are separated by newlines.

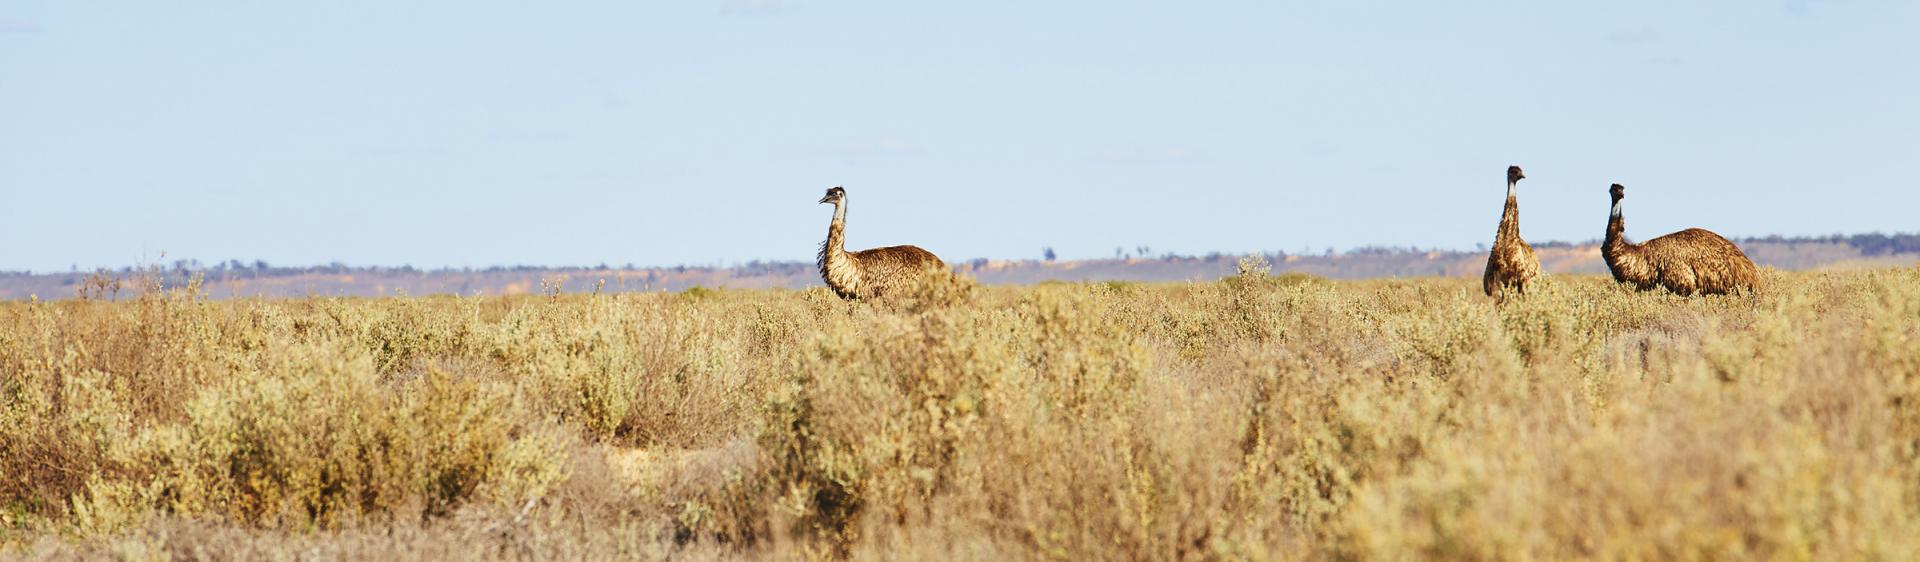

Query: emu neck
left=1495, top=180, right=1521, bottom=241
left=1604, top=200, right=1629, bottom=251
left=821, top=202, right=848, bottom=261
left=818, top=201, right=859, bottom=296
left=1603, top=200, right=1648, bottom=280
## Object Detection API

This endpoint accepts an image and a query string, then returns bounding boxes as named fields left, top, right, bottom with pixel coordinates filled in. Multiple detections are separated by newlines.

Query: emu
left=816, top=186, right=949, bottom=300
left=1602, top=183, right=1758, bottom=296
left=1483, top=165, right=1541, bottom=301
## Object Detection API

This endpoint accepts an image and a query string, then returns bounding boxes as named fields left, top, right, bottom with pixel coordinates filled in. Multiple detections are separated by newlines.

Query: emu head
left=818, top=186, right=846, bottom=205
left=1610, top=183, right=1625, bottom=202
left=1507, top=165, right=1525, bottom=184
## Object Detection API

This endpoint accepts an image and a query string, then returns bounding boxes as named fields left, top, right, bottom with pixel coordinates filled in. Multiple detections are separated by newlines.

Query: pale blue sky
left=3, top=1, right=1915, bottom=272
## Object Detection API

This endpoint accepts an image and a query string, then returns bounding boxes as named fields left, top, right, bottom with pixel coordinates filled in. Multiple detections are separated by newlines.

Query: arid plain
left=4, top=261, right=1918, bottom=560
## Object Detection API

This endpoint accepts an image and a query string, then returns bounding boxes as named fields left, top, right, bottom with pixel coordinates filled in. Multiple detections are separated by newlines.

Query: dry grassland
left=4, top=263, right=1919, bottom=560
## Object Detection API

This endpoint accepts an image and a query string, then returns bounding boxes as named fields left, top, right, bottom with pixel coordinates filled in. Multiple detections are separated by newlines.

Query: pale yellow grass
left=2, top=264, right=1918, bottom=561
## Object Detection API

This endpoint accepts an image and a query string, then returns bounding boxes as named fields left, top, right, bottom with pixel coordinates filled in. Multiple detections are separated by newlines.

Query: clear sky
left=3, top=1, right=1916, bottom=272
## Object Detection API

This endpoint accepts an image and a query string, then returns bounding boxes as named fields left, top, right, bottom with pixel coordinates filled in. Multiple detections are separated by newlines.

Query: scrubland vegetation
left=3, top=262, right=1919, bottom=560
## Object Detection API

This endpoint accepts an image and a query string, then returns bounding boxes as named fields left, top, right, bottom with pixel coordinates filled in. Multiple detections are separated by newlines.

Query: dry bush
left=5, top=268, right=1920, bottom=560
left=868, top=266, right=978, bottom=314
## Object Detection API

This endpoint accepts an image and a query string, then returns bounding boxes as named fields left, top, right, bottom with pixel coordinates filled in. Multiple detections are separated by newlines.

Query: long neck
left=1495, top=180, right=1521, bottom=240
left=1605, top=198, right=1622, bottom=240
left=817, top=200, right=863, bottom=296
left=1604, top=199, right=1631, bottom=251
left=1602, top=199, right=1648, bottom=280
left=820, top=202, right=847, bottom=262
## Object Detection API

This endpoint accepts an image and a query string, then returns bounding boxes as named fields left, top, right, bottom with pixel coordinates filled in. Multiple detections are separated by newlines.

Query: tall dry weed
left=4, top=268, right=1919, bottom=560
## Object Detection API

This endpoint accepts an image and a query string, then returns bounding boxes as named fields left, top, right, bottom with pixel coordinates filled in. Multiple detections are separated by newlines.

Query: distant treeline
left=1739, top=233, right=1920, bottom=256
left=0, top=259, right=816, bottom=278
left=1348, top=232, right=1920, bottom=257
left=3, top=233, right=1915, bottom=279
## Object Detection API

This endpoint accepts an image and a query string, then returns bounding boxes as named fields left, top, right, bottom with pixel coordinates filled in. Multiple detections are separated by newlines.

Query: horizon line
left=7, top=231, right=1916, bottom=276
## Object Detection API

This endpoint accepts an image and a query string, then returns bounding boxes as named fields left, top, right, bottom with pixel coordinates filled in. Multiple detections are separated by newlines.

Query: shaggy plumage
left=1603, top=183, right=1759, bottom=296
left=1483, top=165, right=1541, bottom=301
left=816, top=186, right=948, bottom=300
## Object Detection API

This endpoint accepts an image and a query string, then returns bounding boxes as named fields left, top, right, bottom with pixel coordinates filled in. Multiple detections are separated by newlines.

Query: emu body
left=816, top=187, right=948, bottom=300
left=1602, top=183, right=1758, bottom=296
left=1483, top=165, right=1541, bottom=300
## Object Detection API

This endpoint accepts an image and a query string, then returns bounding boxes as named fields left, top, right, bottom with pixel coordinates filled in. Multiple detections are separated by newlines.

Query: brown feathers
left=816, top=187, right=950, bottom=300
left=1483, top=165, right=1540, bottom=301
left=1603, top=183, right=1759, bottom=296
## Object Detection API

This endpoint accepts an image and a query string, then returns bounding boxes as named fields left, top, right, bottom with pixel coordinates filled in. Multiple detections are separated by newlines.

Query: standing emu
left=816, top=186, right=948, bottom=300
left=1602, top=183, right=1758, bottom=296
left=1483, top=165, right=1541, bottom=301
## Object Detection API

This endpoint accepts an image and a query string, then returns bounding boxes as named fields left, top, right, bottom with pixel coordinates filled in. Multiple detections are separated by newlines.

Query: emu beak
left=818, top=196, right=831, bottom=204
